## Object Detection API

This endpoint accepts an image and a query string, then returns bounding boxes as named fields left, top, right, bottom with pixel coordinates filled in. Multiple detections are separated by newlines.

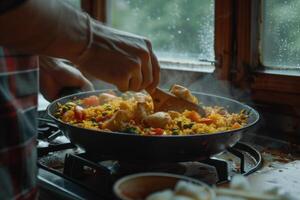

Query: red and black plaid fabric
left=0, top=47, right=38, bottom=200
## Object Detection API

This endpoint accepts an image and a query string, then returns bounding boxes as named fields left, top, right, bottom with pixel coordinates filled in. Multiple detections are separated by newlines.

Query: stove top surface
left=36, top=111, right=300, bottom=200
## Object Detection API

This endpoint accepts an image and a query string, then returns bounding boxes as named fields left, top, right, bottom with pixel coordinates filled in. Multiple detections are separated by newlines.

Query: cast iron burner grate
left=37, top=114, right=262, bottom=198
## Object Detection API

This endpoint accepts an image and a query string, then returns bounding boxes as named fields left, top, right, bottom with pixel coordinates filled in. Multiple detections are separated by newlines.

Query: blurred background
left=67, top=0, right=300, bottom=69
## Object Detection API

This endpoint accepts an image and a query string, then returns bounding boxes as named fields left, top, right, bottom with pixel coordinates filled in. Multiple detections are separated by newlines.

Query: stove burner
left=37, top=118, right=76, bottom=156
left=38, top=142, right=262, bottom=197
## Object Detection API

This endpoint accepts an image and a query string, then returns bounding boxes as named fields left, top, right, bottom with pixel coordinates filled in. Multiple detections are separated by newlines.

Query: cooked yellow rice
left=55, top=92, right=248, bottom=136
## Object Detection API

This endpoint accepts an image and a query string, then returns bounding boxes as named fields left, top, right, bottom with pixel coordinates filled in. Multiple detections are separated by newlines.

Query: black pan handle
left=58, top=87, right=82, bottom=98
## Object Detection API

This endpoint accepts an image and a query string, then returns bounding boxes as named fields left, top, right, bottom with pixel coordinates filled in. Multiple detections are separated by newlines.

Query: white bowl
left=113, top=172, right=215, bottom=200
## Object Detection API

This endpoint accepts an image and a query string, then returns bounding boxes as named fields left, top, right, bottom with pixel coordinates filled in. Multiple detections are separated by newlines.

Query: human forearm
left=0, top=0, right=160, bottom=92
left=75, top=19, right=160, bottom=92
left=0, top=0, right=88, bottom=61
left=39, top=56, right=94, bottom=101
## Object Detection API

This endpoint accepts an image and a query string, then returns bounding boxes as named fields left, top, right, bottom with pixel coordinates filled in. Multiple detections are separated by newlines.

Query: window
left=261, top=0, right=300, bottom=69
left=84, top=0, right=300, bottom=104
left=108, top=0, right=215, bottom=70
left=67, top=0, right=81, bottom=9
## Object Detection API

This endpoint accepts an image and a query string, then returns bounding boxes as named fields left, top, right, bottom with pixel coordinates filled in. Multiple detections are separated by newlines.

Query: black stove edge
left=38, top=168, right=106, bottom=200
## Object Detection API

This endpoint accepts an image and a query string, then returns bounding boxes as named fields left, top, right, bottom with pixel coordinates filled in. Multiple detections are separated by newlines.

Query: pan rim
left=47, top=89, right=260, bottom=138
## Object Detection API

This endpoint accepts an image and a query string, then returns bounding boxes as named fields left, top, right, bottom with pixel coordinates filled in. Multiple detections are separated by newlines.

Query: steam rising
left=158, top=69, right=262, bottom=133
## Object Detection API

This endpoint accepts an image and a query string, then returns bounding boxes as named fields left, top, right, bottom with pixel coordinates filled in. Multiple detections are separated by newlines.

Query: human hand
left=0, top=0, right=159, bottom=93
left=73, top=18, right=160, bottom=92
left=39, top=56, right=94, bottom=101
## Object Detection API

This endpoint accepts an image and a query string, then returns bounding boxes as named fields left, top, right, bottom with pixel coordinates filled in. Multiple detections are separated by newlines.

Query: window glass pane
left=109, top=0, right=214, bottom=64
left=261, top=0, right=300, bottom=68
left=67, top=0, right=81, bottom=9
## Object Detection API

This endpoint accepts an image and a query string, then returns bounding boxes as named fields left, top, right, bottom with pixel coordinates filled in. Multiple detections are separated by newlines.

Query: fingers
left=75, top=23, right=160, bottom=93
left=146, top=52, right=160, bottom=92
left=141, top=39, right=160, bottom=92
left=117, top=49, right=159, bottom=93
left=140, top=55, right=153, bottom=90
left=116, top=57, right=141, bottom=92
left=127, top=40, right=158, bottom=92
left=129, top=69, right=143, bottom=92
left=117, top=79, right=129, bottom=93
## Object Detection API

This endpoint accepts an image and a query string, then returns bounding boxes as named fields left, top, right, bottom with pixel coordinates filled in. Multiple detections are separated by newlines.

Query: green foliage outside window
left=262, top=0, right=300, bottom=68
left=110, top=0, right=214, bottom=62
left=65, top=0, right=300, bottom=69
left=67, top=0, right=81, bottom=9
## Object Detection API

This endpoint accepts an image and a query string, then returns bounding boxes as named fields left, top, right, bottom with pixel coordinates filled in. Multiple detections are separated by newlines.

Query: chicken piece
left=98, top=93, right=117, bottom=105
left=102, top=110, right=129, bottom=131
left=133, top=92, right=154, bottom=112
left=119, top=101, right=131, bottom=111
left=82, top=95, right=100, bottom=107
left=133, top=102, right=149, bottom=123
left=170, top=84, right=199, bottom=104
left=143, top=112, right=172, bottom=128
left=119, top=101, right=136, bottom=119
left=133, top=92, right=152, bottom=103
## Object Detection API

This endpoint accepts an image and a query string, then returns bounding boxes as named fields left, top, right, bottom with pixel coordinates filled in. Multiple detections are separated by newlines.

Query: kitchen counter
left=248, top=160, right=300, bottom=198
left=219, top=133, right=300, bottom=199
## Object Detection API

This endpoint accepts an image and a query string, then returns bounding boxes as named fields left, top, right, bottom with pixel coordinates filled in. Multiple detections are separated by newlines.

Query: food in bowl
left=113, top=172, right=214, bottom=200
left=143, top=175, right=292, bottom=200
left=146, top=180, right=212, bottom=200
left=55, top=85, right=248, bottom=135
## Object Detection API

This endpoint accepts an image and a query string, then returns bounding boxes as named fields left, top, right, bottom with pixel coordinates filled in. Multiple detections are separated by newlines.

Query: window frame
left=239, top=0, right=300, bottom=106
left=82, top=0, right=107, bottom=22
left=83, top=0, right=300, bottom=106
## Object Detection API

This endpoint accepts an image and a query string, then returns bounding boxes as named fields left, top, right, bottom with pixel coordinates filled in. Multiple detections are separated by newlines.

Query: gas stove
left=36, top=110, right=300, bottom=200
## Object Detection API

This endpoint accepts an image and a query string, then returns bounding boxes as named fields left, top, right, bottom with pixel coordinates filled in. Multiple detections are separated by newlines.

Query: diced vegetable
left=96, top=114, right=111, bottom=122
left=150, top=128, right=164, bottom=135
left=198, top=118, right=214, bottom=125
left=183, top=123, right=194, bottom=129
left=172, top=128, right=179, bottom=135
left=61, top=102, right=76, bottom=112
left=103, top=104, right=113, bottom=111
left=123, top=127, right=139, bottom=134
left=177, top=121, right=183, bottom=128
left=186, top=111, right=202, bottom=122
left=231, top=122, right=241, bottom=129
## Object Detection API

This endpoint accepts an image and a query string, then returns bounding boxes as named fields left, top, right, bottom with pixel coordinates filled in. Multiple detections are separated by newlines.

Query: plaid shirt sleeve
left=0, top=47, right=38, bottom=200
